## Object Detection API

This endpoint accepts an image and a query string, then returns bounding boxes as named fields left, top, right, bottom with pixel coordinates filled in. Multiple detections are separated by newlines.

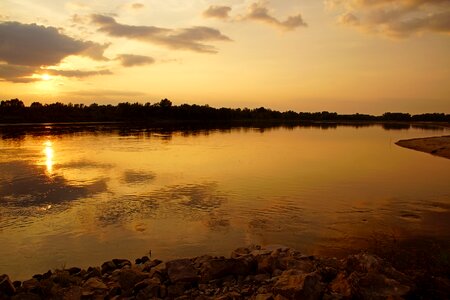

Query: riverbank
left=396, top=135, right=450, bottom=159
left=1, top=245, right=448, bottom=299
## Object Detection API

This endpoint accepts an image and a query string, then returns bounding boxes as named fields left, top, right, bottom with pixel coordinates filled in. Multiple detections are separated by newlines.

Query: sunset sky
left=0, top=0, right=449, bottom=114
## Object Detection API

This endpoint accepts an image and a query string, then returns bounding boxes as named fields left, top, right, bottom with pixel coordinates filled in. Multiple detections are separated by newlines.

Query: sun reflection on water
left=43, top=140, right=54, bottom=174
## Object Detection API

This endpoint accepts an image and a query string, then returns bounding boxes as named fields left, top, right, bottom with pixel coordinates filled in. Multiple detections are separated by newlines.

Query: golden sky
left=0, top=0, right=449, bottom=114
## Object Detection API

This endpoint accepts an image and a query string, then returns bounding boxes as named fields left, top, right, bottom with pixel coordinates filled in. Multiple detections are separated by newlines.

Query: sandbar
left=396, top=135, right=450, bottom=159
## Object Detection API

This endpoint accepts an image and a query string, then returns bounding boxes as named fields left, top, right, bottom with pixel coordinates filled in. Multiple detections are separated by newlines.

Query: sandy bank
left=396, top=135, right=450, bottom=159
left=0, top=245, right=448, bottom=299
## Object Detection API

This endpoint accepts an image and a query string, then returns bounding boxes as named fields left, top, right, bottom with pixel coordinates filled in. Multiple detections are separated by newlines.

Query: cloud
left=91, top=14, right=231, bottom=53
left=203, top=2, right=307, bottom=31
left=47, top=69, right=112, bottom=77
left=116, top=54, right=155, bottom=67
left=0, top=64, right=39, bottom=83
left=0, top=21, right=108, bottom=66
left=328, top=0, right=450, bottom=37
left=0, top=21, right=111, bottom=83
left=203, top=5, right=232, bottom=19
left=131, top=3, right=145, bottom=10
left=244, top=2, right=307, bottom=30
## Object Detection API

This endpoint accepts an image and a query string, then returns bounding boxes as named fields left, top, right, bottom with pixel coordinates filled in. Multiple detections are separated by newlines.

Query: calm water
left=1, top=124, right=449, bottom=279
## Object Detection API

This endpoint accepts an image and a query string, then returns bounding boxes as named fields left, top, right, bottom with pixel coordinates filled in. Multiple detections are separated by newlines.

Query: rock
left=101, top=260, right=117, bottom=274
left=256, top=255, right=278, bottom=274
left=11, top=292, right=41, bottom=300
left=118, top=268, right=148, bottom=292
left=273, top=270, right=323, bottom=300
left=255, top=293, right=274, bottom=300
left=201, top=257, right=256, bottom=282
left=21, top=278, right=40, bottom=292
left=112, top=258, right=131, bottom=269
left=231, top=247, right=251, bottom=259
left=61, top=286, right=82, bottom=300
left=167, top=259, right=199, bottom=283
left=352, top=271, right=411, bottom=298
left=330, top=272, right=352, bottom=297
left=82, top=277, right=108, bottom=291
left=279, top=257, right=316, bottom=273
left=0, top=274, right=16, bottom=296
left=67, top=267, right=81, bottom=275
left=168, top=282, right=191, bottom=297
left=142, top=259, right=162, bottom=272
left=84, top=267, right=101, bottom=280
left=134, top=278, right=161, bottom=299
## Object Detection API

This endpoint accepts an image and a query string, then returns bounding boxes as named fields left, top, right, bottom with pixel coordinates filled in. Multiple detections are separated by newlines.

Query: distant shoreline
left=396, top=136, right=450, bottom=159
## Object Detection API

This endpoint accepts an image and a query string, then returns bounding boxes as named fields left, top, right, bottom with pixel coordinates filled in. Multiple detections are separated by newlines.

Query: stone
left=278, top=257, right=315, bottom=273
left=273, top=270, right=323, bottom=300
left=330, top=272, right=352, bottom=297
left=201, top=257, right=255, bottom=282
left=255, top=293, right=274, bottom=300
left=84, top=267, right=101, bottom=280
left=118, top=268, right=148, bottom=292
left=67, top=267, right=81, bottom=275
left=112, top=259, right=131, bottom=269
left=21, top=278, right=40, bottom=292
left=0, top=274, right=16, bottom=296
left=352, top=271, right=411, bottom=298
left=230, top=247, right=251, bottom=259
left=166, top=259, right=199, bottom=283
left=135, top=279, right=160, bottom=299
left=82, top=277, right=108, bottom=291
left=101, top=260, right=117, bottom=274
left=11, top=292, right=41, bottom=300
left=61, top=286, right=82, bottom=300
left=168, top=282, right=191, bottom=297
left=142, top=259, right=162, bottom=272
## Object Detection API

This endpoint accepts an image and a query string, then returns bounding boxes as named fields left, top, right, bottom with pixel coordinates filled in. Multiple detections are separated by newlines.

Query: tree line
left=0, top=98, right=449, bottom=123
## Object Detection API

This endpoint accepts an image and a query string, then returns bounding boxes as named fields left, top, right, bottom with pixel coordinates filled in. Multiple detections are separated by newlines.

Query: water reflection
left=43, top=140, right=54, bottom=174
left=0, top=124, right=449, bottom=281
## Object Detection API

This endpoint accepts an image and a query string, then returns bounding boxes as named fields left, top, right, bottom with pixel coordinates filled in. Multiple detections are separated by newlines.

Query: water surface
left=0, top=124, right=449, bottom=279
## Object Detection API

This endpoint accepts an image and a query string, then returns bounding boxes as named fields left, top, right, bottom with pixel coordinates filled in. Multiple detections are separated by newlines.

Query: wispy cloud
left=203, top=2, right=307, bottom=31
left=328, top=0, right=450, bottom=37
left=91, top=14, right=231, bottom=53
left=203, top=5, right=232, bottom=19
left=116, top=54, right=155, bottom=67
left=131, top=3, right=145, bottom=10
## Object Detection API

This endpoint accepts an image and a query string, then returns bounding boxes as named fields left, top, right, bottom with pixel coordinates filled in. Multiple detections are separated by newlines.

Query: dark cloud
left=116, top=54, right=155, bottom=67
left=0, top=64, right=39, bottom=83
left=0, top=21, right=108, bottom=66
left=0, top=21, right=111, bottom=83
left=245, top=2, right=307, bottom=30
left=330, top=0, right=450, bottom=37
left=91, top=14, right=231, bottom=53
left=203, top=5, right=232, bottom=19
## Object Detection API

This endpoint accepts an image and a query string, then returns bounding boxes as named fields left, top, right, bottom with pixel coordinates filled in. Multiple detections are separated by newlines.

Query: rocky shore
left=1, top=245, right=448, bottom=299
left=396, top=135, right=450, bottom=159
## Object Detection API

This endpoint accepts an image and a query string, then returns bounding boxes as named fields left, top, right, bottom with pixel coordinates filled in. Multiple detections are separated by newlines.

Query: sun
left=41, top=74, right=51, bottom=81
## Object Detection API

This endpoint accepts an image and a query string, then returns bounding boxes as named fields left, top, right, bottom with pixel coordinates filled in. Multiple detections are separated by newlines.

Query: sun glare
left=41, top=74, right=51, bottom=81
left=43, top=140, right=54, bottom=174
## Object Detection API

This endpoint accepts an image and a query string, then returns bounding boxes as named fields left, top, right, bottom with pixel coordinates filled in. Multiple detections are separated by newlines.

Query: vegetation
left=1, top=98, right=449, bottom=123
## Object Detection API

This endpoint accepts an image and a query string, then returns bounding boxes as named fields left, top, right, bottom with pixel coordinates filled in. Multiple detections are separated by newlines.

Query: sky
left=0, top=0, right=449, bottom=114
